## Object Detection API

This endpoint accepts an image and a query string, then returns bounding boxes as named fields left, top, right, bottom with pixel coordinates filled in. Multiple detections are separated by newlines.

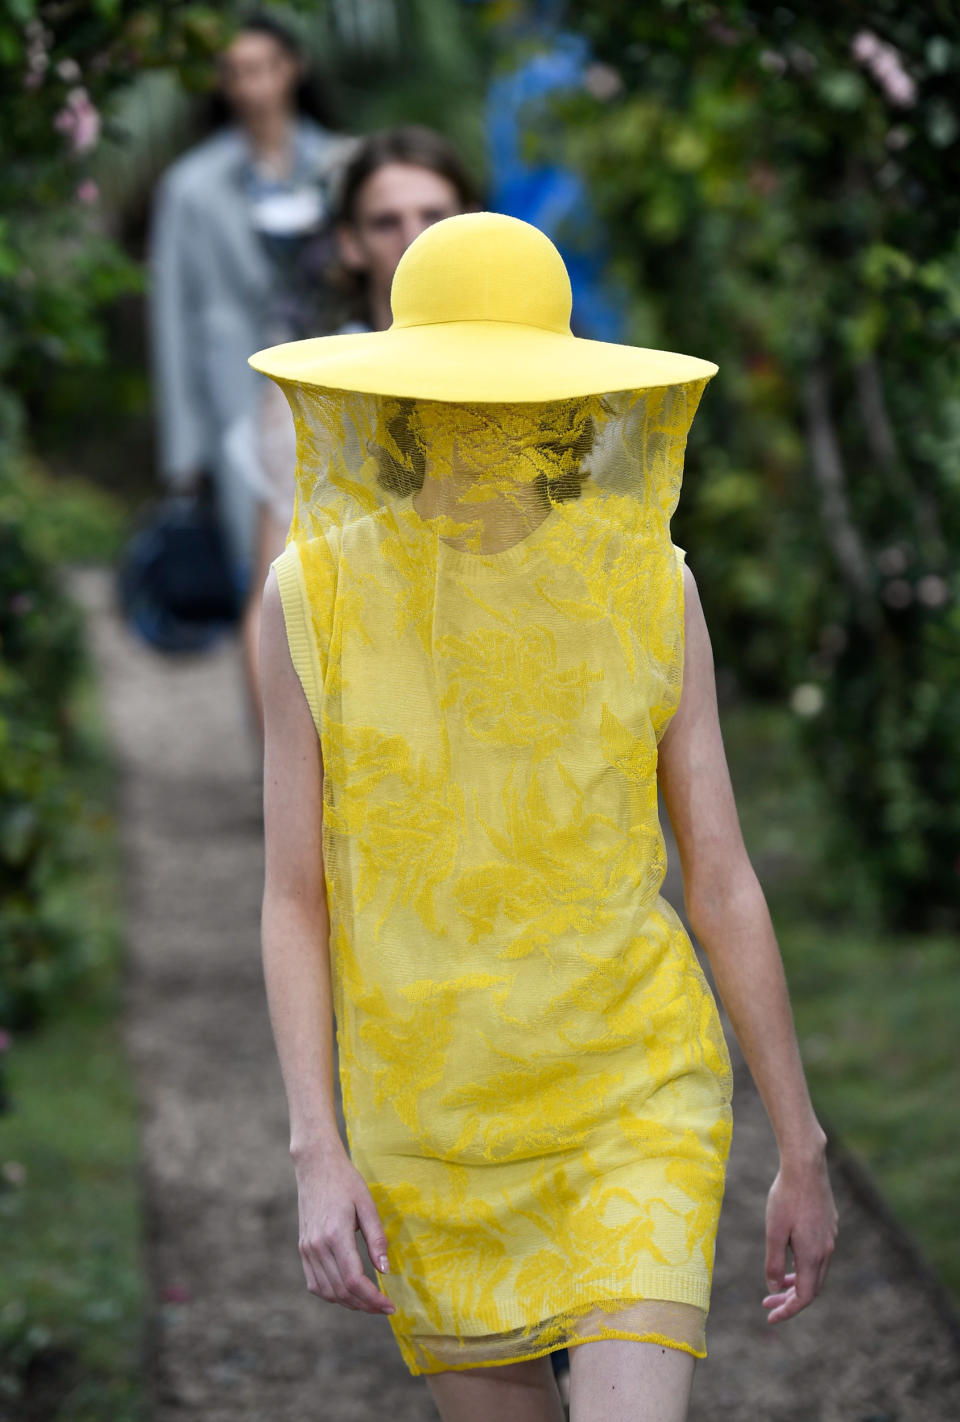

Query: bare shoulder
left=671, top=558, right=718, bottom=734
left=681, top=559, right=708, bottom=637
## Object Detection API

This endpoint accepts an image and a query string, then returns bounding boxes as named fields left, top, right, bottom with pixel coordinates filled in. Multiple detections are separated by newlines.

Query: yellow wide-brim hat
left=249, top=211, right=717, bottom=402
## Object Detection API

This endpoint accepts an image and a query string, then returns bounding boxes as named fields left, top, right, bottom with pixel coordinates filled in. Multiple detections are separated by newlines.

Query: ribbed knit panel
left=272, top=545, right=323, bottom=734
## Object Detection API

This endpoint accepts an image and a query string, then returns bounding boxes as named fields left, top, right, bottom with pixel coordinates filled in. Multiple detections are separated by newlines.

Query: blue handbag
left=116, top=485, right=243, bottom=654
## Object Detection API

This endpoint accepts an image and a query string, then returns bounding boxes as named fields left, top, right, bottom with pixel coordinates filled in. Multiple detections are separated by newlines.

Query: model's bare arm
left=260, top=568, right=394, bottom=1315
left=657, top=561, right=838, bottom=1323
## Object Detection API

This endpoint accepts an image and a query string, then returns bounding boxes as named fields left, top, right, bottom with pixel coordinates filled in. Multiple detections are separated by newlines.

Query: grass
left=0, top=632, right=147, bottom=1420
left=720, top=697, right=960, bottom=1305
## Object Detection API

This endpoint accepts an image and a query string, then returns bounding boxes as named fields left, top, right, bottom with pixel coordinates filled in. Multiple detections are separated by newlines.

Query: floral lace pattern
left=270, top=378, right=733, bottom=1373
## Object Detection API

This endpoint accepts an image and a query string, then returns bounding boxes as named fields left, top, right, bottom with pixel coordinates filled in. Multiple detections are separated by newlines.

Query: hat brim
left=248, top=321, right=717, bottom=402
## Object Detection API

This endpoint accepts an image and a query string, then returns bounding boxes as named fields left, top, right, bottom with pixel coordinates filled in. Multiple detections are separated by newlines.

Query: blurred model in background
left=147, top=12, right=357, bottom=690
left=237, top=124, right=482, bottom=746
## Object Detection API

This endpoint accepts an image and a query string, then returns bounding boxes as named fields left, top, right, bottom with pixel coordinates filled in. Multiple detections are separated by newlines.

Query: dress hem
left=404, top=1328, right=706, bottom=1377
left=380, top=1263, right=712, bottom=1329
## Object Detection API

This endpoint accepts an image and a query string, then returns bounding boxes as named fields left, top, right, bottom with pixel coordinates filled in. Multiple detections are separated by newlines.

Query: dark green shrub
left=546, top=2, right=960, bottom=926
left=0, top=466, right=88, bottom=1029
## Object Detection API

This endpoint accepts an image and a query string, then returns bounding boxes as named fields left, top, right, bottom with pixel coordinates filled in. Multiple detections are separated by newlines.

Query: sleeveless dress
left=273, top=486, right=735, bottom=1375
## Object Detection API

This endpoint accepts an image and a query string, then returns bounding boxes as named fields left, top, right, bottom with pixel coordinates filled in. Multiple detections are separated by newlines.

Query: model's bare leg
left=426, top=1356, right=566, bottom=1422
left=568, top=1339, right=696, bottom=1422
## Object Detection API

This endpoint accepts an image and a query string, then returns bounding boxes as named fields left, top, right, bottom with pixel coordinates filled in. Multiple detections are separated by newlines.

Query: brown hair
left=332, top=126, right=481, bottom=327
left=336, top=124, right=482, bottom=227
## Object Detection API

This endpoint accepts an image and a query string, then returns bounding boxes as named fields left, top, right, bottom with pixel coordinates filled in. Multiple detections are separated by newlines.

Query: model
left=256, top=212, right=838, bottom=1422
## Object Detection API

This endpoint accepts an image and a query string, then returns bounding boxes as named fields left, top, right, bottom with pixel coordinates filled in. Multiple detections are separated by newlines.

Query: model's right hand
left=294, top=1145, right=395, bottom=1315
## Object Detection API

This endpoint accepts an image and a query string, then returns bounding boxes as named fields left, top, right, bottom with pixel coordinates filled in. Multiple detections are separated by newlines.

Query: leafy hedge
left=0, top=4, right=233, bottom=1034
left=0, top=463, right=87, bottom=1029
left=0, top=0, right=486, bottom=1033
left=545, top=2, right=960, bottom=927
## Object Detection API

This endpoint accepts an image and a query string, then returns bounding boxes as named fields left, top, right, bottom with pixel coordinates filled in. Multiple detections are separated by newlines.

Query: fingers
left=300, top=1236, right=344, bottom=1309
left=765, top=1227, right=789, bottom=1295
left=763, top=1230, right=835, bottom=1322
left=355, top=1186, right=391, bottom=1275
left=298, top=1239, right=328, bottom=1300
left=300, top=1218, right=395, bottom=1315
left=762, top=1270, right=796, bottom=1322
left=327, top=1225, right=396, bottom=1315
left=815, top=1243, right=833, bottom=1294
left=792, top=1248, right=819, bottom=1310
left=761, top=1271, right=795, bottom=1307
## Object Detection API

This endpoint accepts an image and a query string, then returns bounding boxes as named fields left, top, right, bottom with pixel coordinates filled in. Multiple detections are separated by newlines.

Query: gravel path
left=73, top=566, right=960, bottom=1421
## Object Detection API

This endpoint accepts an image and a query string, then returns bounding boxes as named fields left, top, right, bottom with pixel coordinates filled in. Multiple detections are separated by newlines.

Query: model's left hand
left=762, top=1145, right=839, bottom=1323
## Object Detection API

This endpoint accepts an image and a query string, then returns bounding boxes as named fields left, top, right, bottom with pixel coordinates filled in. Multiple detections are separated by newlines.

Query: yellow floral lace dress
left=271, top=379, right=735, bottom=1375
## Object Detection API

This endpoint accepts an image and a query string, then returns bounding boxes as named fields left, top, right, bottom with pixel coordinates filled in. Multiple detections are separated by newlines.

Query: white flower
left=917, top=575, right=949, bottom=608
left=790, top=684, right=825, bottom=717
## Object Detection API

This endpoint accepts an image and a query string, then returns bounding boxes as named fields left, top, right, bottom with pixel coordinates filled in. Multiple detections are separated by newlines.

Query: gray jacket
left=147, top=120, right=356, bottom=569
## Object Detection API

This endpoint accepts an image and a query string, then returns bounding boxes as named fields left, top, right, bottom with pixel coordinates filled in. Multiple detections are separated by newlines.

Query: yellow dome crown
left=249, top=210, right=717, bottom=401
left=390, top=212, right=573, bottom=335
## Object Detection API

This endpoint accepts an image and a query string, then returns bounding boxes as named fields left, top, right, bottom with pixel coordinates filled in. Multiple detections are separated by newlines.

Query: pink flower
left=53, top=86, right=101, bottom=155
left=851, top=29, right=917, bottom=108
left=0, top=1029, right=11, bottom=1053
left=76, top=179, right=100, bottom=205
left=852, top=30, right=881, bottom=64
left=877, top=62, right=916, bottom=107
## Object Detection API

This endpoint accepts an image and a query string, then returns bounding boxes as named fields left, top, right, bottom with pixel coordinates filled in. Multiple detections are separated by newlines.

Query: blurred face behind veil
left=399, top=396, right=604, bottom=553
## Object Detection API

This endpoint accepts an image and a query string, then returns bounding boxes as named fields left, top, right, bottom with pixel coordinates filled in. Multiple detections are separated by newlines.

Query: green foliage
left=8, top=0, right=490, bottom=472
left=0, top=4, right=236, bottom=440
left=16, top=458, right=128, bottom=565
left=0, top=456, right=125, bottom=1037
left=0, top=0, right=486, bottom=1034
left=0, top=461, right=87, bottom=1030
left=301, top=0, right=490, bottom=165
left=549, top=2, right=960, bottom=925
left=0, top=4, right=235, bottom=1031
